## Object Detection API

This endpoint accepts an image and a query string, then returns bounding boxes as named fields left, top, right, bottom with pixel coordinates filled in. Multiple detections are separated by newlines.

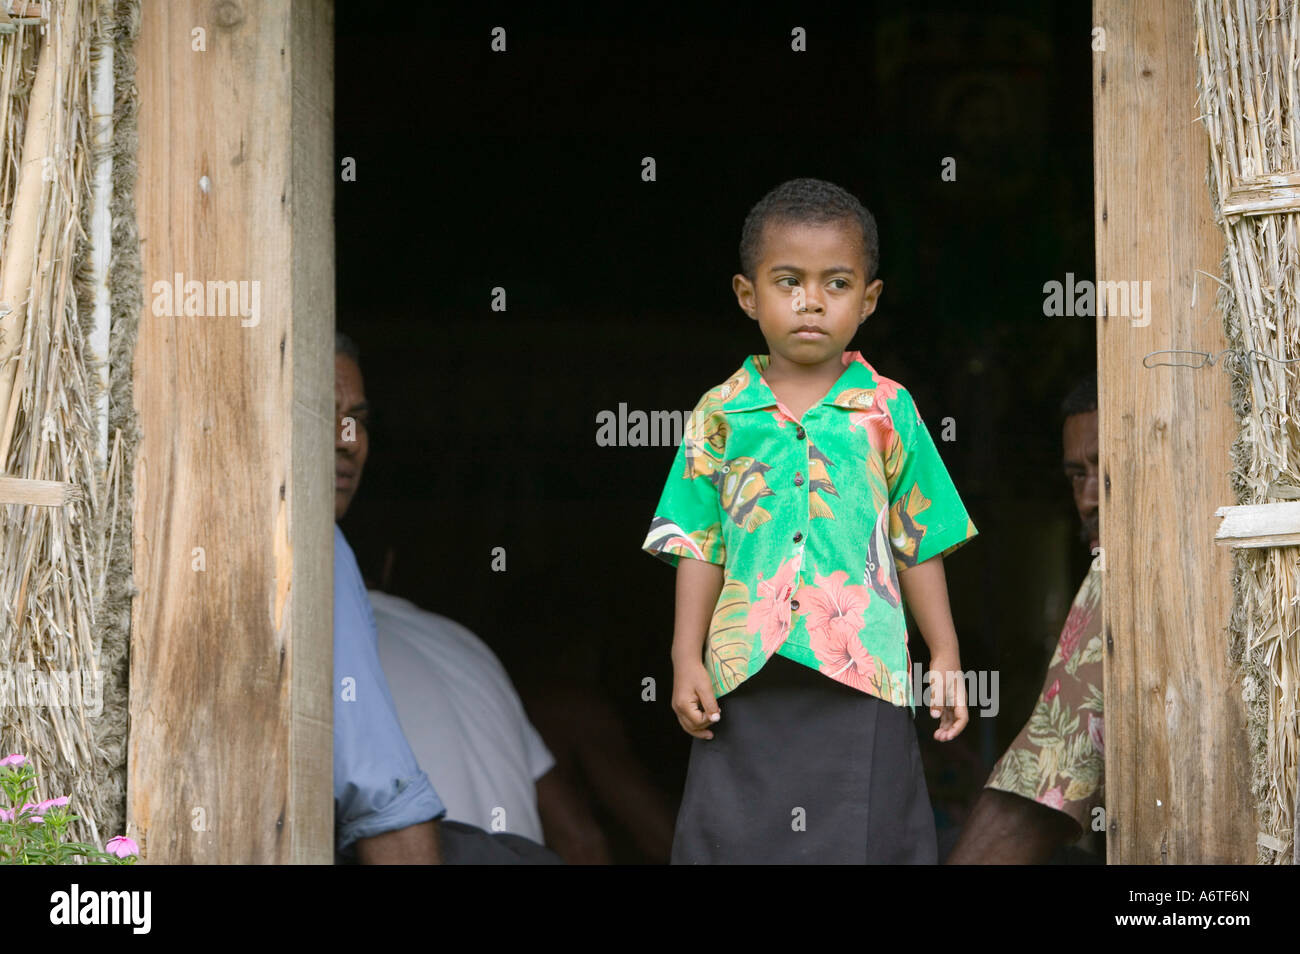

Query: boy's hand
left=926, top=654, right=968, bottom=742
left=672, top=661, right=721, bottom=739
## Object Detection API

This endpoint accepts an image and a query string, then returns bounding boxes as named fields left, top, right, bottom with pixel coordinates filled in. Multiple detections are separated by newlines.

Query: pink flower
left=800, top=571, right=870, bottom=646
left=1037, top=786, right=1066, bottom=810
left=747, top=556, right=802, bottom=655
left=104, top=836, right=139, bottom=858
left=0, top=753, right=26, bottom=768
left=800, top=571, right=878, bottom=692
left=36, top=795, right=70, bottom=813
left=1089, top=714, right=1105, bottom=756
left=12, top=801, right=45, bottom=822
left=1044, top=679, right=1061, bottom=702
left=0, top=808, right=12, bottom=822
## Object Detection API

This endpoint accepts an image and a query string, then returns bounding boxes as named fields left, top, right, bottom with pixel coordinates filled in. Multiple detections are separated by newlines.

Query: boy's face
left=733, top=218, right=883, bottom=373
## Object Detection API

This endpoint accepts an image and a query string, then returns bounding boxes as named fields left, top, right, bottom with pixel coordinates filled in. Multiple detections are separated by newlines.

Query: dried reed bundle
left=0, top=0, right=122, bottom=853
left=1195, top=0, right=1300, bottom=864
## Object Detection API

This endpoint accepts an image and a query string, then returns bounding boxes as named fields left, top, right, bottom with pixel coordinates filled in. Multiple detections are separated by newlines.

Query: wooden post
left=1093, top=0, right=1255, bottom=862
left=129, top=0, right=334, bottom=863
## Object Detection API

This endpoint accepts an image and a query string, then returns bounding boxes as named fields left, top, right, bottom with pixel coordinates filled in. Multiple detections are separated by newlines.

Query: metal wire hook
left=1142, top=347, right=1299, bottom=368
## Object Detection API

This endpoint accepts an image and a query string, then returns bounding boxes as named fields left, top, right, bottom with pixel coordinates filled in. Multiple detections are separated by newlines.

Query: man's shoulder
left=333, top=525, right=368, bottom=601
left=333, top=524, right=363, bottom=573
left=368, top=591, right=504, bottom=666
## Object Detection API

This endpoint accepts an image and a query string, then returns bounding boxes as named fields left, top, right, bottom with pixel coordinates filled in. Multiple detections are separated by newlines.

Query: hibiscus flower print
left=798, top=571, right=878, bottom=692
left=1053, top=602, right=1091, bottom=667
left=747, top=555, right=802, bottom=655
left=1037, top=786, right=1066, bottom=811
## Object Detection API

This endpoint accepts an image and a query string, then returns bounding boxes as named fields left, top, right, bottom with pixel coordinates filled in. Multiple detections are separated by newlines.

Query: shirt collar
left=721, top=350, right=886, bottom=413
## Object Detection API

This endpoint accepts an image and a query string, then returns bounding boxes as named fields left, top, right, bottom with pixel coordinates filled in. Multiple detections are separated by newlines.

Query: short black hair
left=739, top=178, right=880, bottom=283
left=335, top=331, right=361, bottom=366
left=1060, top=373, right=1097, bottom=420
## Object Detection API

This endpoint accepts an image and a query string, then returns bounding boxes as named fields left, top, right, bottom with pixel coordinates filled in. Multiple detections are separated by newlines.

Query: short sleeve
left=883, top=388, right=977, bottom=571
left=641, top=401, right=727, bottom=567
left=523, top=719, right=556, bottom=782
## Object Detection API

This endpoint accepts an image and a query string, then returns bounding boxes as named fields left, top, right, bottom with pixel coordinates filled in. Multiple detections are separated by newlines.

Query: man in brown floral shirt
left=947, top=376, right=1103, bottom=863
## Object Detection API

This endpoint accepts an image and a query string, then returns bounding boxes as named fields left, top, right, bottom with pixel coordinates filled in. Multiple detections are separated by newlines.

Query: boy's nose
left=801, top=290, right=825, bottom=312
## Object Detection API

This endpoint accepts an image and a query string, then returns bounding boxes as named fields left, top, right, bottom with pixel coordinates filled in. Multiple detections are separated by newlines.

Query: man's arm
left=535, top=768, right=612, bottom=865
left=334, top=526, right=446, bottom=862
left=355, top=818, right=442, bottom=865
left=945, top=788, right=1080, bottom=864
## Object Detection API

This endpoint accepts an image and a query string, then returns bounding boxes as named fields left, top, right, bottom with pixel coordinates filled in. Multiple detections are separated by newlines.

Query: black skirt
left=671, top=653, right=937, bottom=864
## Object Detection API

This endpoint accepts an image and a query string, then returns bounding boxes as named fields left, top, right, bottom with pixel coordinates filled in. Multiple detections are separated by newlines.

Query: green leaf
left=707, top=579, right=753, bottom=694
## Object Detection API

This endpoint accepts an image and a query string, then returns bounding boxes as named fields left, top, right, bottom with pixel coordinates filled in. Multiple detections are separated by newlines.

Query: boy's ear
left=733, top=273, right=758, bottom=318
left=859, top=278, right=884, bottom=320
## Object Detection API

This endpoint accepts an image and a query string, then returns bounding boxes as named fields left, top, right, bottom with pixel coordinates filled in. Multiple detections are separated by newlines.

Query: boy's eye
left=830, top=279, right=849, bottom=289
left=777, top=277, right=799, bottom=287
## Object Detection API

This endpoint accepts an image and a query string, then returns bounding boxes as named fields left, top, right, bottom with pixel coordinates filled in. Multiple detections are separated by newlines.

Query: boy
left=641, top=178, right=977, bottom=863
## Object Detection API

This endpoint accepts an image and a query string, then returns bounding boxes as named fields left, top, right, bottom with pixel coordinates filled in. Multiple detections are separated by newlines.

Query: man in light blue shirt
left=334, top=334, right=444, bottom=863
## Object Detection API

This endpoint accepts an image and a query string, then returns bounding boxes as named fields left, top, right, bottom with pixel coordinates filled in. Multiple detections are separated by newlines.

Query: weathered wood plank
left=129, top=0, right=333, bottom=864
left=1214, top=501, right=1300, bottom=548
left=1222, top=171, right=1300, bottom=218
left=0, top=477, right=79, bottom=507
left=1093, top=0, right=1254, bottom=863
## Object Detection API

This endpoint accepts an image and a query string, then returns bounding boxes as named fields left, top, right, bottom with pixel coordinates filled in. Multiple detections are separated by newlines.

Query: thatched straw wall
left=1196, top=0, right=1300, bottom=864
left=0, top=0, right=138, bottom=851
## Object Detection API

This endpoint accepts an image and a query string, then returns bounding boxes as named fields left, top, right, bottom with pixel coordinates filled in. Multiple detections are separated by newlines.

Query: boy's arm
left=670, top=557, right=725, bottom=739
left=898, top=555, right=968, bottom=740
left=671, top=556, right=724, bottom=665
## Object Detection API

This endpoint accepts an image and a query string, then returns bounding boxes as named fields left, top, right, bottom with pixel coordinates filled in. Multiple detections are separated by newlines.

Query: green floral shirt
left=642, top=350, right=977, bottom=710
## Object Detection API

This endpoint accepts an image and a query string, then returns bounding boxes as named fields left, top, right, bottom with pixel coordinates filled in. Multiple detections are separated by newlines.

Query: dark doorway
left=335, top=1, right=1096, bottom=863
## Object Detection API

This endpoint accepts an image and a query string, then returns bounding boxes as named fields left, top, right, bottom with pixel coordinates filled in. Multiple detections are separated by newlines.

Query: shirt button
left=793, top=472, right=803, bottom=486
left=790, top=599, right=800, bottom=611
left=793, top=531, right=803, bottom=543
left=795, top=426, right=806, bottom=440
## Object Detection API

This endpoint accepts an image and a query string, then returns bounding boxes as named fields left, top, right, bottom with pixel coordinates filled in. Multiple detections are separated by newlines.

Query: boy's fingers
left=690, top=720, right=715, bottom=740
left=676, top=713, right=713, bottom=740
left=676, top=697, right=718, bottom=732
left=698, top=685, right=720, bottom=719
left=694, top=689, right=720, bottom=726
left=934, top=704, right=970, bottom=740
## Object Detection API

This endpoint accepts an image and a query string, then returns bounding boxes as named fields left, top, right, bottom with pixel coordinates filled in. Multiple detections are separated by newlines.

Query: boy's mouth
left=794, top=325, right=826, bottom=337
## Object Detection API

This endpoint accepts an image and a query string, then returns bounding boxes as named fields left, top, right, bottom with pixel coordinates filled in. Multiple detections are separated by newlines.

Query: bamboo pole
left=0, top=25, right=51, bottom=460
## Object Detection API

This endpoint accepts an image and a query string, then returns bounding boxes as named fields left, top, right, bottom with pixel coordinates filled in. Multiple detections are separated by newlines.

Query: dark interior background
left=335, top=1, right=1098, bottom=862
